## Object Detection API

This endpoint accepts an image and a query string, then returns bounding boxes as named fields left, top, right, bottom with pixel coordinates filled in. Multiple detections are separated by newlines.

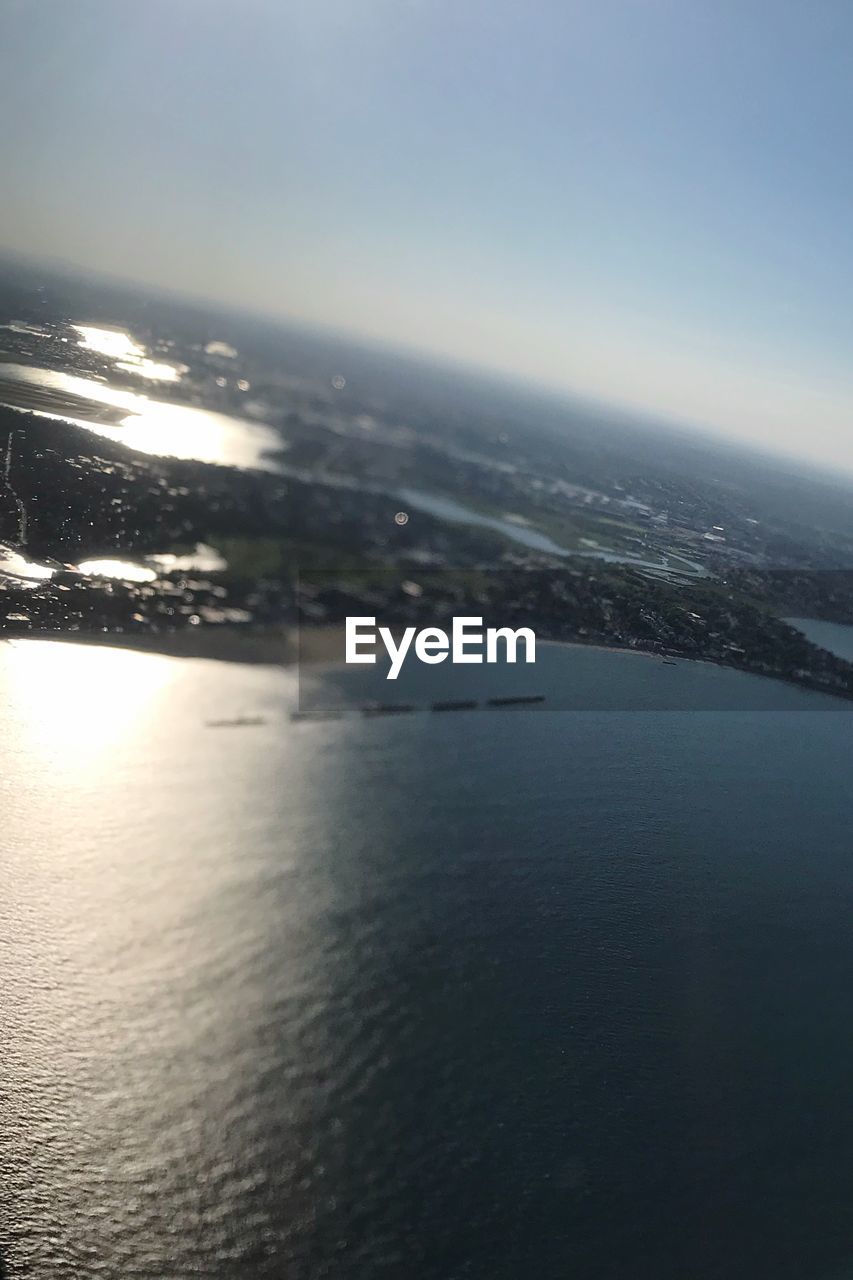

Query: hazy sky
left=3, top=0, right=853, bottom=468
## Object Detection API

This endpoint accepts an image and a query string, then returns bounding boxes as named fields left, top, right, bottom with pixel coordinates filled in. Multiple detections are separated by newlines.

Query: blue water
left=787, top=617, right=853, bottom=664
left=398, top=486, right=573, bottom=556
left=4, top=639, right=853, bottom=1278
left=302, top=638, right=851, bottom=713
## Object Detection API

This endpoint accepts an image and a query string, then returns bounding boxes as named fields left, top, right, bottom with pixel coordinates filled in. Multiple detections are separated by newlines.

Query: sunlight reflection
left=0, top=543, right=55, bottom=586
left=76, top=558, right=158, bottom=583
left=0, top=640, right=178, bottom=773
left=0, top=364, right=280, bottom=469
left=1, top=362, right=144, bottom=413
left=113, top=403, right=281, bottom=469
left=74, top=325, right=185, bottom=382
left=73, top=325, right=145, bottom=362
left=148, top=543, right=227, bottom=573
left=204, top=340, right=238, bottom=359
left=115, top=357, right=184, bottom=382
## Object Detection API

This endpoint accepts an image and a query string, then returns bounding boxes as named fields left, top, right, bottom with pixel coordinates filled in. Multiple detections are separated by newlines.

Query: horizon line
left=0, top=241, right=849, bottom=488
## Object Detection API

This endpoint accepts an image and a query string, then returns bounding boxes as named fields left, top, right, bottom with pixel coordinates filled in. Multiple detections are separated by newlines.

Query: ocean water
left=4, top=639, right=853, bottom=1279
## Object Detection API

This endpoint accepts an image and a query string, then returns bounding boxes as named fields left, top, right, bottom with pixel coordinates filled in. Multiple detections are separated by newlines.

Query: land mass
left=3, top=409, right=853, bottom=703
left=3, top=257, right=853, bottom=702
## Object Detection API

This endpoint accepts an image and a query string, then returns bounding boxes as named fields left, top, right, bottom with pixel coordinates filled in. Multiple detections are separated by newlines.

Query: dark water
left=4, top=640, right=853, bottom=1278
left=302, top=638, right=851, bottom=713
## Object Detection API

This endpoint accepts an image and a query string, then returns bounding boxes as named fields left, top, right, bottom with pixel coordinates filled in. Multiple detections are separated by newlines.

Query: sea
left=4, top=637, right=853, bottom=1279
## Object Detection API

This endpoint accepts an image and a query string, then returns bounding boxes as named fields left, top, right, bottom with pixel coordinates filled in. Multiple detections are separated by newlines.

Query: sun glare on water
left=73, top=325, right=185, bottom=382
left=0, top=544, right=55, bottom=586
left=0, top=640, right=179, bottom=774
left=0, top=364, right=280, bottom=469
left=73, top=325, right=144, bottom=362
left=75, top=558, right=158, bottom=583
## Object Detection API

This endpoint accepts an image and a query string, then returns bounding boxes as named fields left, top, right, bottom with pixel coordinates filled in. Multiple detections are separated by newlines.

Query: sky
left=2, top=0, right=853, bottom=469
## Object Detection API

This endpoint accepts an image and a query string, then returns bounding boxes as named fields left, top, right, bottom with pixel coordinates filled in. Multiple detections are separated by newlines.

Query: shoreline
left=4, top=626, right=849, bottom=706
left=538, top=636, right=705, bottom=662
left=1, top=626, right=296, bottom=667
left=1, top=626, right=700, bottom=670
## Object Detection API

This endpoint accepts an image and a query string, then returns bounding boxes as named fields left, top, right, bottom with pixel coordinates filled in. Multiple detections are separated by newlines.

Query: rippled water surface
left=5, top=640, right=853, bottom=1278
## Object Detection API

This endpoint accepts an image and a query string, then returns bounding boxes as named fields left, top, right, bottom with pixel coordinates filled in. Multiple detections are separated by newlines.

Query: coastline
left=0, top=625, right=823, bottom=684
left=1, top=623, right=348, bottom=669
left=2, top=625, right=693, bottom=670
left=1, top=626, right=296, bottom=667
left=5, top=624, right=853, bottom=709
